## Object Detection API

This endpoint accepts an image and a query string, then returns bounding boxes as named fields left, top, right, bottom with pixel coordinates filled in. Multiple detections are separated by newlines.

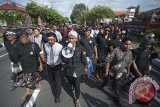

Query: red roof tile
left=114, top=11, right=127, bottom=15
left=0, top=2, right=27, bottom=13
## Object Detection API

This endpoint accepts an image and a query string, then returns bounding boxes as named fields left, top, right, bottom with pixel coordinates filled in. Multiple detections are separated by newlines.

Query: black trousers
left=101, top=76, right=109, bottom=87
left=112, top=75, right=123, bottom=102
left=67, top=76, right=81, bottom=99
left=47, top=64, right=62, bottom=97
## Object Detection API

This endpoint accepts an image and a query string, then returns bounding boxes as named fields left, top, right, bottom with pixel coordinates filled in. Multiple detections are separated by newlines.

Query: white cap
left=145, top=33, right=155, bottom=38
left=122, top=30, right=126, bottom=34
left=68, top=30, right=78, bottom=38
left=5, top=31, right=16, bottom=36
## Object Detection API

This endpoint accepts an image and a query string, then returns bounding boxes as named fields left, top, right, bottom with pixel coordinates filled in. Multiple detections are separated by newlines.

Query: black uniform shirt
left=5, top=40, right=20, bottom=64
left=133, top=48, right=152, bottom=75
left=79, top=36, right=97, bottom=58
left=17, top=42, right=41, bottom=73
left=109, top=36, right=122, bottom=49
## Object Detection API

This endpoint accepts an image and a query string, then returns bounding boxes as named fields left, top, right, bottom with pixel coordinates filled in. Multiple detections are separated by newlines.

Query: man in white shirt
left=51, top=25, right=62, bottom=42
left=42, top=32, right=63, bottom=103
left=33, top=28, right=43, bottom=48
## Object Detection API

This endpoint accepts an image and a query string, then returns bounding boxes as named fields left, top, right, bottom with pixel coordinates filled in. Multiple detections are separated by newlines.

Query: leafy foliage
left=135, top=5, right=140, bottom=18
left=70, top=3, right=88, bottom=23
left=136, top=13, right=147, bottom=21
left=26, top=2, right=67, bottom=25
left=0, top=10, right=26, bottom=27
left=146, top=29, right=160, bottom=41
left=0, top=32, right=2, bottom=38
left=84, top=5, right=115, bottom=25
left=0, top=1, right=67, bottom=26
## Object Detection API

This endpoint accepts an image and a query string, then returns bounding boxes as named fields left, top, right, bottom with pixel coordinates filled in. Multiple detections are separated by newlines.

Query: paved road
left=0, top=44, right=159, bottom=107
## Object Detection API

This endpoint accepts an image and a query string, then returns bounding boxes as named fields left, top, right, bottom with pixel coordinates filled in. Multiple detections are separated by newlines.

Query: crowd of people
left=3, top=23, right=159, bottom=107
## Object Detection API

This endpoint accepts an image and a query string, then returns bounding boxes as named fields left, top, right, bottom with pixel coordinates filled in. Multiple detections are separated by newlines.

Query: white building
left=114, top=6, right=137, bottom=23
left=124, top=6, right=136, bottom=22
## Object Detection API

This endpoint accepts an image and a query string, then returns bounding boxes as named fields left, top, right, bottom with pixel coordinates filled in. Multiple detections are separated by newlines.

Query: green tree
left=70, top=3, right=88, bottom=23
left=136, top=13, right=147, bottom=21
left=146, top=29, right=160, bottom=41
left=64, top=17, right=70, bottom=23
left=135, top=5, right=140, bottom=18
left=26, top=2, right=67, bottom=25
left=84, top=5, right=115, bottom=25
left=0, top=10, right=26, bottom=27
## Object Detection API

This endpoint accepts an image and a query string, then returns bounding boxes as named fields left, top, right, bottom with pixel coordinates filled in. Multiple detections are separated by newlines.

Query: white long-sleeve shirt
left=44, top=42, right=63, bottom=67
left=54, top=31, right=62, bottom=42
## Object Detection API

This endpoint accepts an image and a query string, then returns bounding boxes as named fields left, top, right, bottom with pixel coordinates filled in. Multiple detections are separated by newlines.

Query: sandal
left=75, top=99, right=80, bottom=107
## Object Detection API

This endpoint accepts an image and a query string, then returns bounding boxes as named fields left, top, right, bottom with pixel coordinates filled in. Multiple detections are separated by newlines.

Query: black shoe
left=100, top=84, right=104, bottom=89
left=69, top=84, right=74, bottom=91
left=55, top=97, right=60, bottom=103
left=81, top=79, right=85, bottom=83
left=145, top=103, right=152, bottom=106
left=81, top=74, right=87, bottom=83
left=114, top=99, right=121, bottom=107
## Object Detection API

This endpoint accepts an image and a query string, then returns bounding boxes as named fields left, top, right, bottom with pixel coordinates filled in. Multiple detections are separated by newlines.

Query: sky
left=0, top=0, right=160, bottom=18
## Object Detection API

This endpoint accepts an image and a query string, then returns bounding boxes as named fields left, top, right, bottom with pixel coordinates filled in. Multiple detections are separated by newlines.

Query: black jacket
left=62, top=43, right=87, bottom=77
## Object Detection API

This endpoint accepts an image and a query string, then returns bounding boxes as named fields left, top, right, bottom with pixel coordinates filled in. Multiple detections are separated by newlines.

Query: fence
left=118, top=21, right=160, bottom=34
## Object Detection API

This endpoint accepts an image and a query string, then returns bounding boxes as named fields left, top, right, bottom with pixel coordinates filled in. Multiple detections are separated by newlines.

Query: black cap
left=141, top=37, right=152, bottom=45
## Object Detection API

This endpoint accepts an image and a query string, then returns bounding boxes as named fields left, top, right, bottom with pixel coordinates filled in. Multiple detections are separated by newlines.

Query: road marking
left=26, top=89, right=40, bottom=107
left=1, top=43, right=4, bottom=47
left=0, top=53, right=8, bottom=58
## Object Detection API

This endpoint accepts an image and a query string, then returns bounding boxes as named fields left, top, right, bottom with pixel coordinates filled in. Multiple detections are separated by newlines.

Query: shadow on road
left=81, top=92, right=109, bottom=107
left=61, top=74, right=75, bottom=100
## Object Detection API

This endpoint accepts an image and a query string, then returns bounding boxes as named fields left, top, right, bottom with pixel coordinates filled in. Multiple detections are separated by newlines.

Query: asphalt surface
left=0, top=43, right=160, bottom=107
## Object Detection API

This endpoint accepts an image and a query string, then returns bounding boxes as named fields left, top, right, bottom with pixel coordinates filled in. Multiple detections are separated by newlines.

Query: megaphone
left=62, top=46, right=74, bottom=58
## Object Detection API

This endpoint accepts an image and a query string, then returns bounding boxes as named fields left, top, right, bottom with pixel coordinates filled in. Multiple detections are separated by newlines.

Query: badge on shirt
left=30, top=51, right=34, bottom=55
left=89, top=40, right=92, bottom=44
